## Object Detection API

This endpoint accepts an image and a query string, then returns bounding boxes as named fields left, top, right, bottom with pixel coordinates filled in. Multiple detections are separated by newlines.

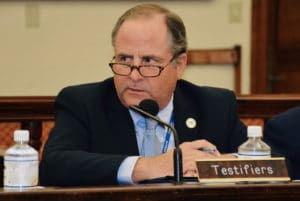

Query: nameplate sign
left=195, top=157, right=290, bottom=183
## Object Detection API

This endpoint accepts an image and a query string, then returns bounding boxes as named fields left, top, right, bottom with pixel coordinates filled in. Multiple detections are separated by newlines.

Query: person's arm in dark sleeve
left=39, top=87, right=127, bottom=186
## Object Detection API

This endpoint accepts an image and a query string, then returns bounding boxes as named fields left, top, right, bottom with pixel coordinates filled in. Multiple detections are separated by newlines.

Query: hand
left=132, top=139, right=221, bottom=182
left=179, top=140, right=220, bottom=177
left=131, top=149, right=174, bottom=182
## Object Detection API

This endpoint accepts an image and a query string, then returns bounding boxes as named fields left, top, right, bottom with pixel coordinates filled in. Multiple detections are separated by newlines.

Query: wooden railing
left=238, top=94, right=300, bottom=118
left=0, top=95, right=300, bottom=152
left=0, top=96, right=55, bottom=151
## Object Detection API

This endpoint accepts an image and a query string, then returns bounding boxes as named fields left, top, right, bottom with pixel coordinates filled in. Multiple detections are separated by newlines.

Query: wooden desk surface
left=1, top=182, right=300, bottom=201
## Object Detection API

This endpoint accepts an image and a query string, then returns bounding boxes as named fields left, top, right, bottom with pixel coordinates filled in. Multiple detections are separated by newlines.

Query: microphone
left=130, top=99, right=183, bottom=184
left=138, top=99, right=159, bottom=116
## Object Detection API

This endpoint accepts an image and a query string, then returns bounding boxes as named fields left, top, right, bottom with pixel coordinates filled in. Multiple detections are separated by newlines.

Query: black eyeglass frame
left=108, top=52, right=182, bottom=78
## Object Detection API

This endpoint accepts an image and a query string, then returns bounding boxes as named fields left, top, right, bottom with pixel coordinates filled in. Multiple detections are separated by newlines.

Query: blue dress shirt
left=117, top=97, right=175, bottom=184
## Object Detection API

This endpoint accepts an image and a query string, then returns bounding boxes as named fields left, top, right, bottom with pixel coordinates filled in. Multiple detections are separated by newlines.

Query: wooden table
left=1, top=182, right=300, bottom=201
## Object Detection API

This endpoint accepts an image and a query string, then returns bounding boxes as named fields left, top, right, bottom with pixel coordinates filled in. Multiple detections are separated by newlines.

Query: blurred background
left=0, top=0, right=299, bottom=95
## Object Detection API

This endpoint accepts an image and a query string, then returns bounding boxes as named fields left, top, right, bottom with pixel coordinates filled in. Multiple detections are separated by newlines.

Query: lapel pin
left=185, top=117, right=196, bottom=129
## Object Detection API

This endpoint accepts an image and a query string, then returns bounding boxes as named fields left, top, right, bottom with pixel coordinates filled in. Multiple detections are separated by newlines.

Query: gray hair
left=111, top=4, right=187, bottom=56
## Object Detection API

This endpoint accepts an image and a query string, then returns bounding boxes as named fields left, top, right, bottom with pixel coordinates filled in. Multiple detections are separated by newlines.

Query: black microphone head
left=138, top=99, right=159, bottom=116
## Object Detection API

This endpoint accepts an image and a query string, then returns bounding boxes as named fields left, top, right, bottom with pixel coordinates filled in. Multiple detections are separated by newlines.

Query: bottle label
left=4, top=156, right=38, bottom=188
left=238, top=153, right=271, bottom=158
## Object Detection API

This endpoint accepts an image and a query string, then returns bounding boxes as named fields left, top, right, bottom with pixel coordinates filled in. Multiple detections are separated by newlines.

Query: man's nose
left=129, top=66, right=143, bottom=80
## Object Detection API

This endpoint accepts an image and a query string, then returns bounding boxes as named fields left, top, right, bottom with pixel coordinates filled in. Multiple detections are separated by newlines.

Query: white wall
left=0, top=0, right=251, bottom=96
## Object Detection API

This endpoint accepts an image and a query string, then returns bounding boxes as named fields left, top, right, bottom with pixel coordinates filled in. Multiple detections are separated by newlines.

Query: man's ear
left=175, top=53, right=187, bottom=79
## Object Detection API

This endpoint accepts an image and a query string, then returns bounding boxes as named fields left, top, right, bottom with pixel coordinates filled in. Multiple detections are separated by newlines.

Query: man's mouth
left=129, top=87, right=144, bottom=92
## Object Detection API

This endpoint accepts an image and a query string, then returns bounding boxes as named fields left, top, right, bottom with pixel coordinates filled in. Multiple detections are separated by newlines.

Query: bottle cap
left=14, top=130, right=30, bottom=142
left=247, top=126, right=262, bottom=137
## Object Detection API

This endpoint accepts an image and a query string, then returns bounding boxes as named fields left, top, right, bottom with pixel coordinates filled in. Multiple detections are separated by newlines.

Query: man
left=264, top=106, right=300, bottom=180
left=40, top=4, right=247, bottom=186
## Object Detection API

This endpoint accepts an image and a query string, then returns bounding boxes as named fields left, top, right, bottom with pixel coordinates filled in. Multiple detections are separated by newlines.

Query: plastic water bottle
left=3, top=130, right=39, bottom=189
left=238, top=126, right=271, bottom=158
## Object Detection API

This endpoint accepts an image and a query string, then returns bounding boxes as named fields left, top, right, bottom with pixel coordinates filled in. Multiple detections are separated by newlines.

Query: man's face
left=113, top=14, right=186, bottom=110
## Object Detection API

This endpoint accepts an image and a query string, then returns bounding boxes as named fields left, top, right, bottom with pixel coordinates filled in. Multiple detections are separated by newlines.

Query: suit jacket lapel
left=105, top=85, right=139, bottom=155
left=173, top=88, right=199, bottom=143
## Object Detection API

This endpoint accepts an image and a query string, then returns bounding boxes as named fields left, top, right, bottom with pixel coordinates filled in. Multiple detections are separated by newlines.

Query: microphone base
left=139, top=176, right=197, bottom=184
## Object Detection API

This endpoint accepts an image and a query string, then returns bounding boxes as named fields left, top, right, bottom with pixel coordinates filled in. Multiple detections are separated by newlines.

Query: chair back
left=187, top=45, right=241, bottom=94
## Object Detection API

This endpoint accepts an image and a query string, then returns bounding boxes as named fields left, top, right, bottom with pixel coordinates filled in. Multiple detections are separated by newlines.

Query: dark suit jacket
left=39, top=78, right=247, bottom=186
left=264, top=106, right=300, bottom=180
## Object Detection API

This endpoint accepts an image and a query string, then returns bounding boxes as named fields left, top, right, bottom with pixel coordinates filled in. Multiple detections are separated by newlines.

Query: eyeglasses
left=109, top=55, right=176, bottom=78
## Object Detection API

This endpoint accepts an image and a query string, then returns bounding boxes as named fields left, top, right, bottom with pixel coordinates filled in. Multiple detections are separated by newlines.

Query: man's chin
left=123, top=97, right=150, bottom=107
left=120, top=90, right=152, bottom=107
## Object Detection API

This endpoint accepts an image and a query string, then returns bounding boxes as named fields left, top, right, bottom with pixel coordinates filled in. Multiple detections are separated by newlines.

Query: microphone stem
left=174, top=146, right=183, bottom=184
left=168, top=126, right=183, bottom=185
